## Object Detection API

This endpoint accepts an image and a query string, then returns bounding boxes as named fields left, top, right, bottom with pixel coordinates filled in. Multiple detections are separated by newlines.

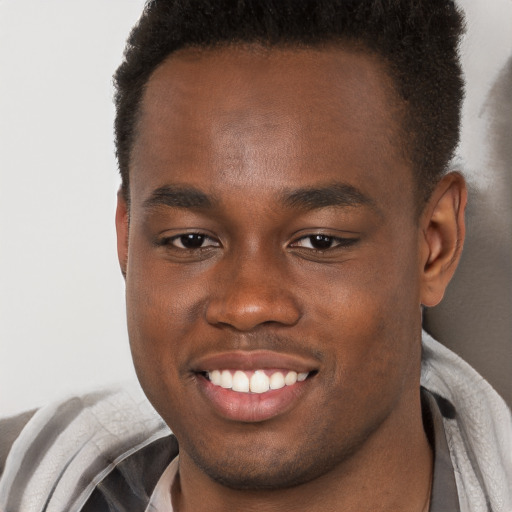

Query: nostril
left=205, top=298, right=301, bottom=331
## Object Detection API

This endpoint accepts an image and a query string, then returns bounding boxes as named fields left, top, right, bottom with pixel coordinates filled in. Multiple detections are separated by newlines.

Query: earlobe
left=420, top=172, right=467, bottom=307
left=115, top=189, right=129, bottom=279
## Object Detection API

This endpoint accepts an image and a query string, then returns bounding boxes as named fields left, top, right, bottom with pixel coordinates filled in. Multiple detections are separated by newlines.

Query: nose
left=205, top=252, right=301, bottom=331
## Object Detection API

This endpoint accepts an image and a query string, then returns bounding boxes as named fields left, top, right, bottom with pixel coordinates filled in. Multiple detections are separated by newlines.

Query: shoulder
left=0, top=409, right=37, bottom=478
left=0, top=383, right=172, bottom=512
left=420, top=331, right=512, bottom=511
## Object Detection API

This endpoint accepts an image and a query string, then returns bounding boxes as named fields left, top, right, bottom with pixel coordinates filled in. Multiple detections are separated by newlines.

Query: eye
left=291, top=234, right=358, bottom=251
left=165, top=233, right=219, bottom=250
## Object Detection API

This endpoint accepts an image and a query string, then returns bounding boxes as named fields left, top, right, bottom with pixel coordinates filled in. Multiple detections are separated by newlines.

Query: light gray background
left=1, top=0, right=511, bottom=417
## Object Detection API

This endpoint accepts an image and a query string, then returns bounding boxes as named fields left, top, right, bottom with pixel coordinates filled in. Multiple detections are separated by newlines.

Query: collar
left=82, top=388, right=460, bottom=511
left=421, top=387, right=460, bottom=512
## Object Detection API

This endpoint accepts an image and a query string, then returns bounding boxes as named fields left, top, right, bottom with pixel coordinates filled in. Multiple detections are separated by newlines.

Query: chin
left=197, top=458, right=333, bottom=491
left=185, top=434, right=348, bottom=491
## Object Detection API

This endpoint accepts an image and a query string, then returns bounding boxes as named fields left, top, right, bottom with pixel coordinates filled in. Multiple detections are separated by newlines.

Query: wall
left=1, top=0, right=511, bottom=417
left=0, top=0, right=145, bottom=416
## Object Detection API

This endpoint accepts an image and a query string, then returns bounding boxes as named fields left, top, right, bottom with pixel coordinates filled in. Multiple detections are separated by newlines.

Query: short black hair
left=114, top=0, right=465, bottom=203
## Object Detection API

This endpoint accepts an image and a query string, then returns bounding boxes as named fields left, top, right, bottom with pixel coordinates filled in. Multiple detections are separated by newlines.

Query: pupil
left=310, top=235, right=333, bottom=249
left=180, top=234, right=205, bottom=248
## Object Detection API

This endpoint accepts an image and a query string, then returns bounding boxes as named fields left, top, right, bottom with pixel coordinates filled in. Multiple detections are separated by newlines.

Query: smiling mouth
left=203, top=369, right=311, bottom=394
left=193, top=353, right=318, bottom=421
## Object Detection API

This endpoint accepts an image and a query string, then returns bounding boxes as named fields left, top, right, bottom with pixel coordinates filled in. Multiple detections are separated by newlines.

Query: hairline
left=123, top=39, right=429, bottom=215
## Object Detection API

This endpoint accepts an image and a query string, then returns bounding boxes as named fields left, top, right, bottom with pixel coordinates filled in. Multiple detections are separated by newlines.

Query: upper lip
left=191, top=350, right=319, bottom=373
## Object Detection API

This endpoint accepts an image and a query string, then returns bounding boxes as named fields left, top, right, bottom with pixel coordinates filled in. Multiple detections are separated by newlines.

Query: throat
left=169, top=431, right=433, bottom=512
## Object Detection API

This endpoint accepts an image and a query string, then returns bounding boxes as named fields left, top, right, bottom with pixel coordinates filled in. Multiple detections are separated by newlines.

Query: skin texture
left=116, top=45, right=467, bottom=511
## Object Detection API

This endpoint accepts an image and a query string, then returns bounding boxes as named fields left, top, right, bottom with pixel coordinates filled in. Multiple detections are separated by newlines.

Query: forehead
left=130, top=44, right=413, bottom=210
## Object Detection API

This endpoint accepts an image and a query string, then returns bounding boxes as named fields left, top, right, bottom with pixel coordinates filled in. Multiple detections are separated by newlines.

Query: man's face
left=121, top=45, right=425, bottom=489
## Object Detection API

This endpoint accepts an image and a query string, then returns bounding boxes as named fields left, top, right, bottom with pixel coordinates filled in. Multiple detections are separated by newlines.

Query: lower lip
left=197, top=375, right=312, bottom=423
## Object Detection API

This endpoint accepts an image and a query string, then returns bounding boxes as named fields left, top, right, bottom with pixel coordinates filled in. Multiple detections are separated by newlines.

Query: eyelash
left=157, top=233, right=359, bottom=252
left=159, top=233, right=219, bottom=250
left=290, top=234, right=359, bottom=251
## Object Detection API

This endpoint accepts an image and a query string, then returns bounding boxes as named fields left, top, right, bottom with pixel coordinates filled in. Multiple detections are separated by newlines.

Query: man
left=1, top=1, right=511, bottom=511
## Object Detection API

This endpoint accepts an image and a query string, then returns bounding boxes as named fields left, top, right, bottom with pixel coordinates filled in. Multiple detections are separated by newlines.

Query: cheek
left=303, top=238, right=422, bottom=396
left=124, top=246, right=204, bottom=401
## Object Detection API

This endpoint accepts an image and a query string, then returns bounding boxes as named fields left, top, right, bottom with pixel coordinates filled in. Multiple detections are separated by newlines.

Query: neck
left=173, top=389, right=433, bottom=512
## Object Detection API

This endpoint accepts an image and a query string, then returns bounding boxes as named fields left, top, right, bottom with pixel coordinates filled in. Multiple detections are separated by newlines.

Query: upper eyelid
left=288, top=234, right=360, bottom=251
left=156, top=232, right=220, bottom=248
left=157, top=231, right=358, bottom=246
left=170, top=233, right=219, bottom=243
left=290, top=233, right=359, bottom=243
left=159, top=229, right=218, bottom=240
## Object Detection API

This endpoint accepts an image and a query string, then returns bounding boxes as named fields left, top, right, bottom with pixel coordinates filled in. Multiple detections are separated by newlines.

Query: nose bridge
left=205, top=243, right=301, bottom=331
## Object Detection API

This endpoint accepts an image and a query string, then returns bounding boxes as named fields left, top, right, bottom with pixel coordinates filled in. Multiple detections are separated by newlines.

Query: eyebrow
left=143, top=185, right=216, bottom=210
left=143, top=182, right=378, bottom=214
left=282, top=183, right=378, bottom=212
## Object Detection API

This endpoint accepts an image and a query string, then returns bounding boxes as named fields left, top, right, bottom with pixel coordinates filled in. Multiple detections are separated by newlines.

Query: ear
left=419, top=172, right=467, bottom=307
left=115, top=189, right=129, bottom=279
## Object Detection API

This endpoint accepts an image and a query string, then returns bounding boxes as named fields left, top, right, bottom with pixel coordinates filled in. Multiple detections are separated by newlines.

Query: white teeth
left=284, top=371, right=298, bottom=386
left=210, top=370, right=222, bottom=386
left=220, top=370, right=233, bottom=388
left=232, top=371, right=250, bottom=392
left=269, top=372, right=286, bottom=390
left=250, top=371, right=270, bottom=393
left=207, top=369, right=309, bottom=393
